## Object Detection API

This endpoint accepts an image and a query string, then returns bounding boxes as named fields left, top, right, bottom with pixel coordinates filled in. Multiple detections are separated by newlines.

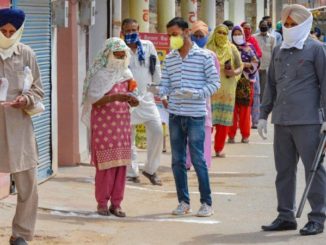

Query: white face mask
left=233, top=35, right=245, bottom=45
left=0, top=25, right=24, bottom=60
left=281, top=15, right=313, bottom=50
left=0, top=25, right=23, bottom=49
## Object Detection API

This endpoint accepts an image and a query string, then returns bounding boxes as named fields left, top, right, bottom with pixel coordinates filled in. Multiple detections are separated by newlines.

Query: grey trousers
left=259, top=70, right=267, bottom=102
left=274, top=125, right=326, bottom=224
left=11, top=167, right=38, bottom=241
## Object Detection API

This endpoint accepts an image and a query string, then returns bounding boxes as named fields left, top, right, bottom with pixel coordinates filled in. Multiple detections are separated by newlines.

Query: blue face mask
left=191, top=35, right=208, bottom=48
left=124, top=32, right=139, bottom=44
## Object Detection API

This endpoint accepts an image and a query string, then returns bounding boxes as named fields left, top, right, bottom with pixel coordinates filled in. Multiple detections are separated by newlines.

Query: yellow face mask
left=170, top=35, right=184, bottom=50
left=215, top=33, right=228, bottom=46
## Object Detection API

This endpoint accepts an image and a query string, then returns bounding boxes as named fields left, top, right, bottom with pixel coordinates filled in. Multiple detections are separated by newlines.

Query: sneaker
left=228, top=138, right=235, bottom=144
left=172, top=201, right=192, bottom=215
left=196, top=203, right=214, bottom=217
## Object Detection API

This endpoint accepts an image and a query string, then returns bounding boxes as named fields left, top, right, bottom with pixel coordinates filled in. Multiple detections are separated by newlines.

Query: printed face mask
left=170, top=35, right=184, bottom=50
left=124, top=32, right=139, bottom=44
left=215, top=33, right=228, bottom=46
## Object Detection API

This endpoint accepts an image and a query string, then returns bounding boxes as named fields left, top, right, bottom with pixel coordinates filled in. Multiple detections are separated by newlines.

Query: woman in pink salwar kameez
left=82, top=38, right=139, bottom=217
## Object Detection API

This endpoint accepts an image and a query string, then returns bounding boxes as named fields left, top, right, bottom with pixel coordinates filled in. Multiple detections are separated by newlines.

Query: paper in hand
left=0, top=78, right=9, bottom=102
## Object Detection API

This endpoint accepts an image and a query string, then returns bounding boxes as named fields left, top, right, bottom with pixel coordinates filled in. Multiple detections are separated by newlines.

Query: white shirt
left=129, top=40, right=161, bottom=125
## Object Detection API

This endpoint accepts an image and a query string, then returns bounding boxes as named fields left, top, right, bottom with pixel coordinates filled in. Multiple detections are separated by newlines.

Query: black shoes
left=262, top=218, right=297, bottom=231
left=300, top=221, right=324, bottom=236
left=9, top=237, right=28, bottom=245
left=142, top=171, right=162, bottom=186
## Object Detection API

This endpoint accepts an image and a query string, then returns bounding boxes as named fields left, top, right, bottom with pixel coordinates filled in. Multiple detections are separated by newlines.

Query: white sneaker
left=196, top=203, right=214, bottom=217
left=172, top=201, right=192, bottom=215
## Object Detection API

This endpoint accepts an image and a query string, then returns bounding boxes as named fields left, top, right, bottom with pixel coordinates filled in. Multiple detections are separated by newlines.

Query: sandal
left=109, top=206, right=126, bottom=218
left=142, top=171, right=162, bottom=186
left=97, top=205, right=110, bottom=216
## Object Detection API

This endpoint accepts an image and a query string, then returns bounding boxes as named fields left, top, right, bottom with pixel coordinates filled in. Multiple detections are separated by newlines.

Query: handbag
left=235, top=75, right=251, bottom=106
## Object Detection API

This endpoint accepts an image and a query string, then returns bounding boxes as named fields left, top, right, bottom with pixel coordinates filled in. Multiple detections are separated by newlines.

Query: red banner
left=0, top=0, right=10, bottom=8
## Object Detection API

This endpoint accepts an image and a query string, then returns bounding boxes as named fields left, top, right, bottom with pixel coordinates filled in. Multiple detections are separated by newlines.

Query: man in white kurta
left=0, top=8, right=44, bottom=245
left=122, top=19, right=163, bottom=185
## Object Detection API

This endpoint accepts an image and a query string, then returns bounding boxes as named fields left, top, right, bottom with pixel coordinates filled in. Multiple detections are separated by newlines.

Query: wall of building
left=79, top=0, right=109, bottom=164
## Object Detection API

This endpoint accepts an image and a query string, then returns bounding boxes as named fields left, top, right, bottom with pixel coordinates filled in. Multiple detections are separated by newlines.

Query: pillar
left=57, top=2, right=80, bottom=166
left=113, top=0, right=122, bottom=37
left=200, top=0, right=216, bottom=30
left=129, top=0, right=149, bottom=32
left=181, top=0, right=198, bottom=27
left=121, top=0, right=130, bottom=24
left=228, top=0, right=245, bottom=26
left=157, top=0, right=175, bottom=33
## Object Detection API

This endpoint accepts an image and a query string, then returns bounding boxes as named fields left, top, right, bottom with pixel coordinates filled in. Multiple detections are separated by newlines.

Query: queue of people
left=1, top=4, right=326, bottom=245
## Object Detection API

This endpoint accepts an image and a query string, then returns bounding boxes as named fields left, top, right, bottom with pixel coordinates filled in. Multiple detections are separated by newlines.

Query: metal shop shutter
left=12, top=0, right=53, bottom=181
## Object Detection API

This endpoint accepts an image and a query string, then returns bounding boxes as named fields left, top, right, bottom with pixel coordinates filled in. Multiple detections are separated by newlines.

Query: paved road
left=1, top=125, right=326, bottom=244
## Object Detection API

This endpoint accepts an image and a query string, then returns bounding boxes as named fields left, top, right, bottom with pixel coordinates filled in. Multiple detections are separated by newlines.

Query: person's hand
left=224, top=68, right=235, bottom=78
left=320, top=122, right=326, bottom=134
left=147, top=84, right=160, bottom=95
left=3, top=95, right=28, bottom=109
left=257, top=119, right=268, bottom=140
left=162, top=99, right=168, bottom=109
left=112, top=94, right=131, bottom=102
left=128, top=95, right=139, bottom=107
left=174, top=89, right=199, bottom=99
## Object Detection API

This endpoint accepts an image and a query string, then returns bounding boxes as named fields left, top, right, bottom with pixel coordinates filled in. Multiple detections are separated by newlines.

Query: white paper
left=0, top=77, right=8, bottom=101
left=23, top=66, right=33, bottom=93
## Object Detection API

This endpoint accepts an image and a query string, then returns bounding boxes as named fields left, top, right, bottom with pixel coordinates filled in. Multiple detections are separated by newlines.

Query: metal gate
left=12, top=0, right=53, bottom=181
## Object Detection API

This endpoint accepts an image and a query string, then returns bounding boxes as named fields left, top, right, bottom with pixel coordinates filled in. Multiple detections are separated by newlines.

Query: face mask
left=233, top=35, right=245, bottom=45
left=170, top=35, right=184, bottom=50
left=215, top=33, right=228, bottom=46
left=267, top=22, right=272, bottom=29
left=281, top=15, right=313, bottom=50
left=244, top=29, right=251, bottom=39
left=0, top=26, right=23, bottom=49
left=124, top=32, right=139, bottom=44
left=191, top=35, right=208, bottom=48
left=260, top=26, right=268, bottom=33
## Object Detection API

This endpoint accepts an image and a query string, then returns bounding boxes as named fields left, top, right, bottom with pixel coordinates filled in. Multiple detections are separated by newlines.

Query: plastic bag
left=0, top=77, right=8, bottom=101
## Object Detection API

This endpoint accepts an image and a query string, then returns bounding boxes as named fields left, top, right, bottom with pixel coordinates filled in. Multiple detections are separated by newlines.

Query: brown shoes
left=109, top=206, right=126, bottom=218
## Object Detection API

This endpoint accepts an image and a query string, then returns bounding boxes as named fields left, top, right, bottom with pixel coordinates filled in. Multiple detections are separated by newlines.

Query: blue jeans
left=169, top=114, right=212, bottom=206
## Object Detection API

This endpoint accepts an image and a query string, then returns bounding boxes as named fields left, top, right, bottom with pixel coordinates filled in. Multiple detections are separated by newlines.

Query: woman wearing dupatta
left=82, top=37, right=139, bottom=217
left=228, top=26, right=259, bottom=143
left=206, top=24, right=243, bottom=157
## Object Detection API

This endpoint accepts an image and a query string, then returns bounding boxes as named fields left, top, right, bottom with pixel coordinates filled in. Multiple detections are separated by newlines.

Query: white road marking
left=247, top=142, right=273, bottom=145
left=226, top=155, right=269, bottom=158
left=208, top=171, right=241, bottom=175
left=50, top=210, right=220, bottom=224
left=126, top=185, right=236, bottom=196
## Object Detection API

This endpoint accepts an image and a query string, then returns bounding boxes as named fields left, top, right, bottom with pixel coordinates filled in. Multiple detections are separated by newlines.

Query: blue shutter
left=12, top=0, right=53, bottom=180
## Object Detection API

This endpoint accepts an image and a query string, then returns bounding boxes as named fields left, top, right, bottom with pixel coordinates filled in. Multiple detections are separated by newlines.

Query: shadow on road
left=181, top=231, right=299, bottom=244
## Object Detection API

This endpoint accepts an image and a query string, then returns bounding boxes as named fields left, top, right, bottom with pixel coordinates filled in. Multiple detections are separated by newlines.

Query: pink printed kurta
left=91, top=81, right=131, bottom=171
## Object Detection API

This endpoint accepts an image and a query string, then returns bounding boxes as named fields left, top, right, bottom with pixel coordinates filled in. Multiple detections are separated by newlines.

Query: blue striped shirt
left=159, top=44, right=220, bottom=117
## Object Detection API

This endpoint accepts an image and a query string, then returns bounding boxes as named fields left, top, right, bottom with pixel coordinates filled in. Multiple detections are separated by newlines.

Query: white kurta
left=129, top=40, right=161, bottom=125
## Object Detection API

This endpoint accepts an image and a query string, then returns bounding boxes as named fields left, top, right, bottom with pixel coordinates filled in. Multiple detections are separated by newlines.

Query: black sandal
left=97, top=205, right=110, bottom=216
left=109, top=207, right=126, bottom=217
left=142, top=171, right=162, bottom=186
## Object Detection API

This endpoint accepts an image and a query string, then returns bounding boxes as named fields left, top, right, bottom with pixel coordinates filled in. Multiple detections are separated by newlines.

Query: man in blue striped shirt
left=156, top=17, right=220, bottom=217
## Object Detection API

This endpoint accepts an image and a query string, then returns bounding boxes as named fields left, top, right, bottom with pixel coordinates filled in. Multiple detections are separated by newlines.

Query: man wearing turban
left=0, top=8, right=44, bottom=245
left=258, top=4, right=326, bottom=236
